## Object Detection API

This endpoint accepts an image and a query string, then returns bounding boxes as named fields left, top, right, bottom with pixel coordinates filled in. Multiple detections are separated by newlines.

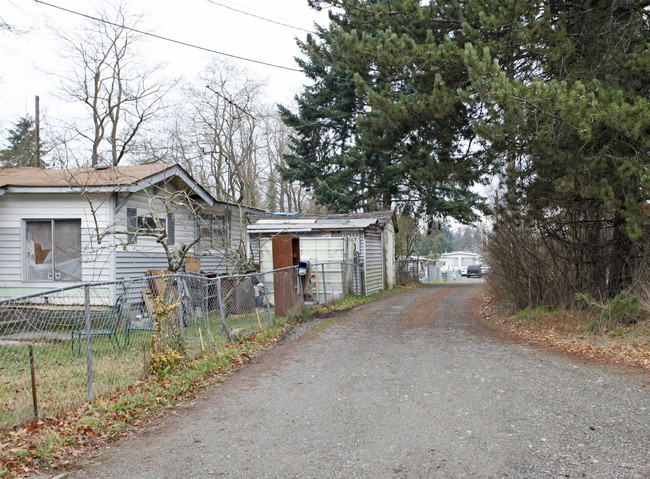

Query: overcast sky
left=0, top=0, right=332, bottom=145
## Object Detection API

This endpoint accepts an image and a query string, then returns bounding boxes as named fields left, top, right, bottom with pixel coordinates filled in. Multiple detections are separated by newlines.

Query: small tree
left=0, top=117, right=36, bottom=168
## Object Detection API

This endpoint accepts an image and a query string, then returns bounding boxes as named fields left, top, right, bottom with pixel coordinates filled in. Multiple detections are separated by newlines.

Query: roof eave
left=2, top=185, right=132, bottom=194
left=136, top=164, right=216, bottom=206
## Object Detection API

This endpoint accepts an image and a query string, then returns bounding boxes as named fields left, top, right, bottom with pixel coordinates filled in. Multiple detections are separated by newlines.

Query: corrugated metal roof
left=248, top=210, right=394, bottom=234
left=248, top=215, right=385, bottom=233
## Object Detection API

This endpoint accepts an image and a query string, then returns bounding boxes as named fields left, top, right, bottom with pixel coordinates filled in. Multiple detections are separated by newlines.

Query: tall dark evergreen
left=0, top=117, right=37, bottom=168
left=280, top=0, right=486, bottom=220
left=465, top=0, right=650, bottom=296
left=284, top=0, right=649, bottom=298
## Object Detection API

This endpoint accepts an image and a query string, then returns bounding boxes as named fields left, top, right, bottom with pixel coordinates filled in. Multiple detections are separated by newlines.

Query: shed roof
left=248, top=211, right=395, bottom=234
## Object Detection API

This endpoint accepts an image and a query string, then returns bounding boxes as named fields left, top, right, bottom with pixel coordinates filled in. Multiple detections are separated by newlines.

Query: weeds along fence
left=0, top=262, right=360, bottom=431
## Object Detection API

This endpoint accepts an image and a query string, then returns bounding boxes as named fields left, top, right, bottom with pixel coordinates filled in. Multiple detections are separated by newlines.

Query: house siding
left=193, top=205, right=249, bottom=275
left=114, top=187, right=197, bottom=252
left=383, top=221, right=396, bottom=289
left=0, top=193, right=114, bottom=296
left=114, top=198, right=250, bottom=278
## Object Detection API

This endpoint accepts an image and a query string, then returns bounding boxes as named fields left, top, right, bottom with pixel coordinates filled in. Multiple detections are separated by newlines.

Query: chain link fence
left=396, top=259, right=420, bottom=285
left=0, top=262, right=361, bottom=431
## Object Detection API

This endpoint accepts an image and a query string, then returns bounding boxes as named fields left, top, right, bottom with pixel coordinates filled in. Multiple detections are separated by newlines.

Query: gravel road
left=62, top=281, right=648, bottom=478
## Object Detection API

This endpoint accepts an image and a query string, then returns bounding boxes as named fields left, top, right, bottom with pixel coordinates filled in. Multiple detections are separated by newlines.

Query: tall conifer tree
left=284, top=0, right=649, bottom=295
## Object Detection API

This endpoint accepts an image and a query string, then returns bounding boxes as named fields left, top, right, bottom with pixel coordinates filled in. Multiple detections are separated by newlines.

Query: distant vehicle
left=480, top=264, right=492, bottom=275
left=467, top=264, right=482, bottom=278
left=460, top=266, right=468, bottom=277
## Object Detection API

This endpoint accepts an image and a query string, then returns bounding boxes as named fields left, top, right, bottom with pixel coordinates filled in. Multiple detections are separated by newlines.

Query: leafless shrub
left=630, top=249, right=650, bottom=317
left=483, top=208, right=619, bottom=313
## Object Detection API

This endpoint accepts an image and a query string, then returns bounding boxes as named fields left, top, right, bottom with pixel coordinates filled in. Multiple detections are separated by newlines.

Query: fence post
left=354, top=264, right=358, bottom=295
left=261, top=273, right=273, bottom=325
left=321, top=263, right=328, bottom=305
left=299, top=270, right=305, bottom=308
left=84, top=285, right=93, bottom=401
left=340, top=263, right=345, bottom=298
left=177, top=277, right=185, bottom=339
left=29, top=345, right=38, bottom=419
left=203, top=281, right=210, bottom=335
left=217, top=278, right=232, bottom=341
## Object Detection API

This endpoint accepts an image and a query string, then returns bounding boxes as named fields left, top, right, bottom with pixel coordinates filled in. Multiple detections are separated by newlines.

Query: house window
left=126, top=208, right=173, bottom=244
left=25, top=219, right=82, bottom=282
left=127, top=208, right=137, bottom=243
left=167, top=213, right=175, bottom=245
left=137, top=215, right=166, bottom=232
left=198, top=213, right=227, bottom=247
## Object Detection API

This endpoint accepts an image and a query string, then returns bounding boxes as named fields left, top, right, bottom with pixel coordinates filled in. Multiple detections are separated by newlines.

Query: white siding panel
left=364, top=226, right=384, bottom=295
left=115, top=250, right=171, bottom=280
left=114, top=188, right=195, bottom=251
left=114, top=203, right=250, bottom=278
left=0, top=226, right=22, bottom=282
left=383, top=222, right=395, bottom=289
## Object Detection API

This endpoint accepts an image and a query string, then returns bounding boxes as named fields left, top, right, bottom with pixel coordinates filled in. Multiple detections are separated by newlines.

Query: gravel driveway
left=62, top=281, right=649, bottom=478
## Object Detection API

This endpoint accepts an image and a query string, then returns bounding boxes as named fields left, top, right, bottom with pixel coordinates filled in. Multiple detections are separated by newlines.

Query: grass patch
left=0, top=312, right=271, bottom=431
left=312, top=317, right=341, bottom=334
left=0, top=318, right=290, bottom=478
left=514, top=306, right=556, bottom=319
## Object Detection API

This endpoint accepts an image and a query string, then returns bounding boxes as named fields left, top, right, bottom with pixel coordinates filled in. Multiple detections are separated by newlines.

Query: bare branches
left=53, top=2, right=170, bottom=167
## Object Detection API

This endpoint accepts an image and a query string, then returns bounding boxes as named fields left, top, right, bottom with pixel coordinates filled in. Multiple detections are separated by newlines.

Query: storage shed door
left=364, top=226, right=384, bottom=295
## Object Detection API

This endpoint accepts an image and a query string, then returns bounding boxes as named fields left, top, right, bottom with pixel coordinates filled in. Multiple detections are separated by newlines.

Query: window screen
left=198, top=213, right=226, bottom=248
left=25, top=219, right=81, bottom=281
left=167, top=213, right=175, bottom=245
left=127, top=208, right=137, bottom=244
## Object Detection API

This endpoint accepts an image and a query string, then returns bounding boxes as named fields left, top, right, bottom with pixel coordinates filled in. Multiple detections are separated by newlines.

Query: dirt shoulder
left=478, top=293, right=650, bottom=370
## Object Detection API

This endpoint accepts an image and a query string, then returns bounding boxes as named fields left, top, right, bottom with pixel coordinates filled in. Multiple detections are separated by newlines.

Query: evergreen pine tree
left=0, top=117, right=37, bottom=168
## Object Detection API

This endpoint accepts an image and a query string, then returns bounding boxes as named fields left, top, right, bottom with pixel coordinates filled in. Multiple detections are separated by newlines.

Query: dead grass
left=479, top=297, right=650, bottom=370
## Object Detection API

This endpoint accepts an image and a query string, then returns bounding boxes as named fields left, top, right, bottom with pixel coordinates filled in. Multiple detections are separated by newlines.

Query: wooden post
left=29, top=346, right=38, bottom=419
left=85, top=286, right=93, bottom=401
left=34, top=96, right=40, bottom=168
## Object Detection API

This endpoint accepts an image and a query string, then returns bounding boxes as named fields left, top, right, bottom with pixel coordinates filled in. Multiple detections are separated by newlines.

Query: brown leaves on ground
left=479, top=296, right=650, bottom=370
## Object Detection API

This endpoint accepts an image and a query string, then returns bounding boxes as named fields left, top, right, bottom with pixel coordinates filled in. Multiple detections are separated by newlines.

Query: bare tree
left=142, top=59, right=312, bottom=213
left=151, top=61, right=265, bottom=207
left=191, top=60, right=265, bottom=206
left=259, top=109, right=309, bottom=213
left=54, top=2, right=170, bottom=167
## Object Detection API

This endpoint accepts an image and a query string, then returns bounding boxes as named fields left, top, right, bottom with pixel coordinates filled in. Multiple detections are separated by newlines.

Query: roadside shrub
left=630, top=250, right=650, bottom=317
left=609, top=292, right=647, bottom=325
left=580, top=291, right=648, bottom=332
left=149, top=297, right=186, bottom=375
left=482, top=213, right=591, bottom=312
left=483, top=204, right=648, bottom=315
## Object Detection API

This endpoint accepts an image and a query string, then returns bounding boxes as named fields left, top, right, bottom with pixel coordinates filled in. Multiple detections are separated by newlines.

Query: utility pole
left=34, top=95, right=40, bottom=168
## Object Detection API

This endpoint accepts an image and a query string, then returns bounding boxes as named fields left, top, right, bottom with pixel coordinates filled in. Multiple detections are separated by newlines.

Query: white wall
left=364, top=225, right=384, bottom=295
left=383, top=221, right=396, bottom=290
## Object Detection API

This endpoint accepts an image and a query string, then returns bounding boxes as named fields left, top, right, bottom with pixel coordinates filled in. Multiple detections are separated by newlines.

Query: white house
left=0, top=163, right=260, bottom=299
left=437, top=251, right=481, bottom=273
left=248, top=211, right=396, bottom=296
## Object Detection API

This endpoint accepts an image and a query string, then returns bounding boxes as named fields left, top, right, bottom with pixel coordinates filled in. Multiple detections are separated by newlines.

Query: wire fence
left=0, top=262, right=361, bottom=431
